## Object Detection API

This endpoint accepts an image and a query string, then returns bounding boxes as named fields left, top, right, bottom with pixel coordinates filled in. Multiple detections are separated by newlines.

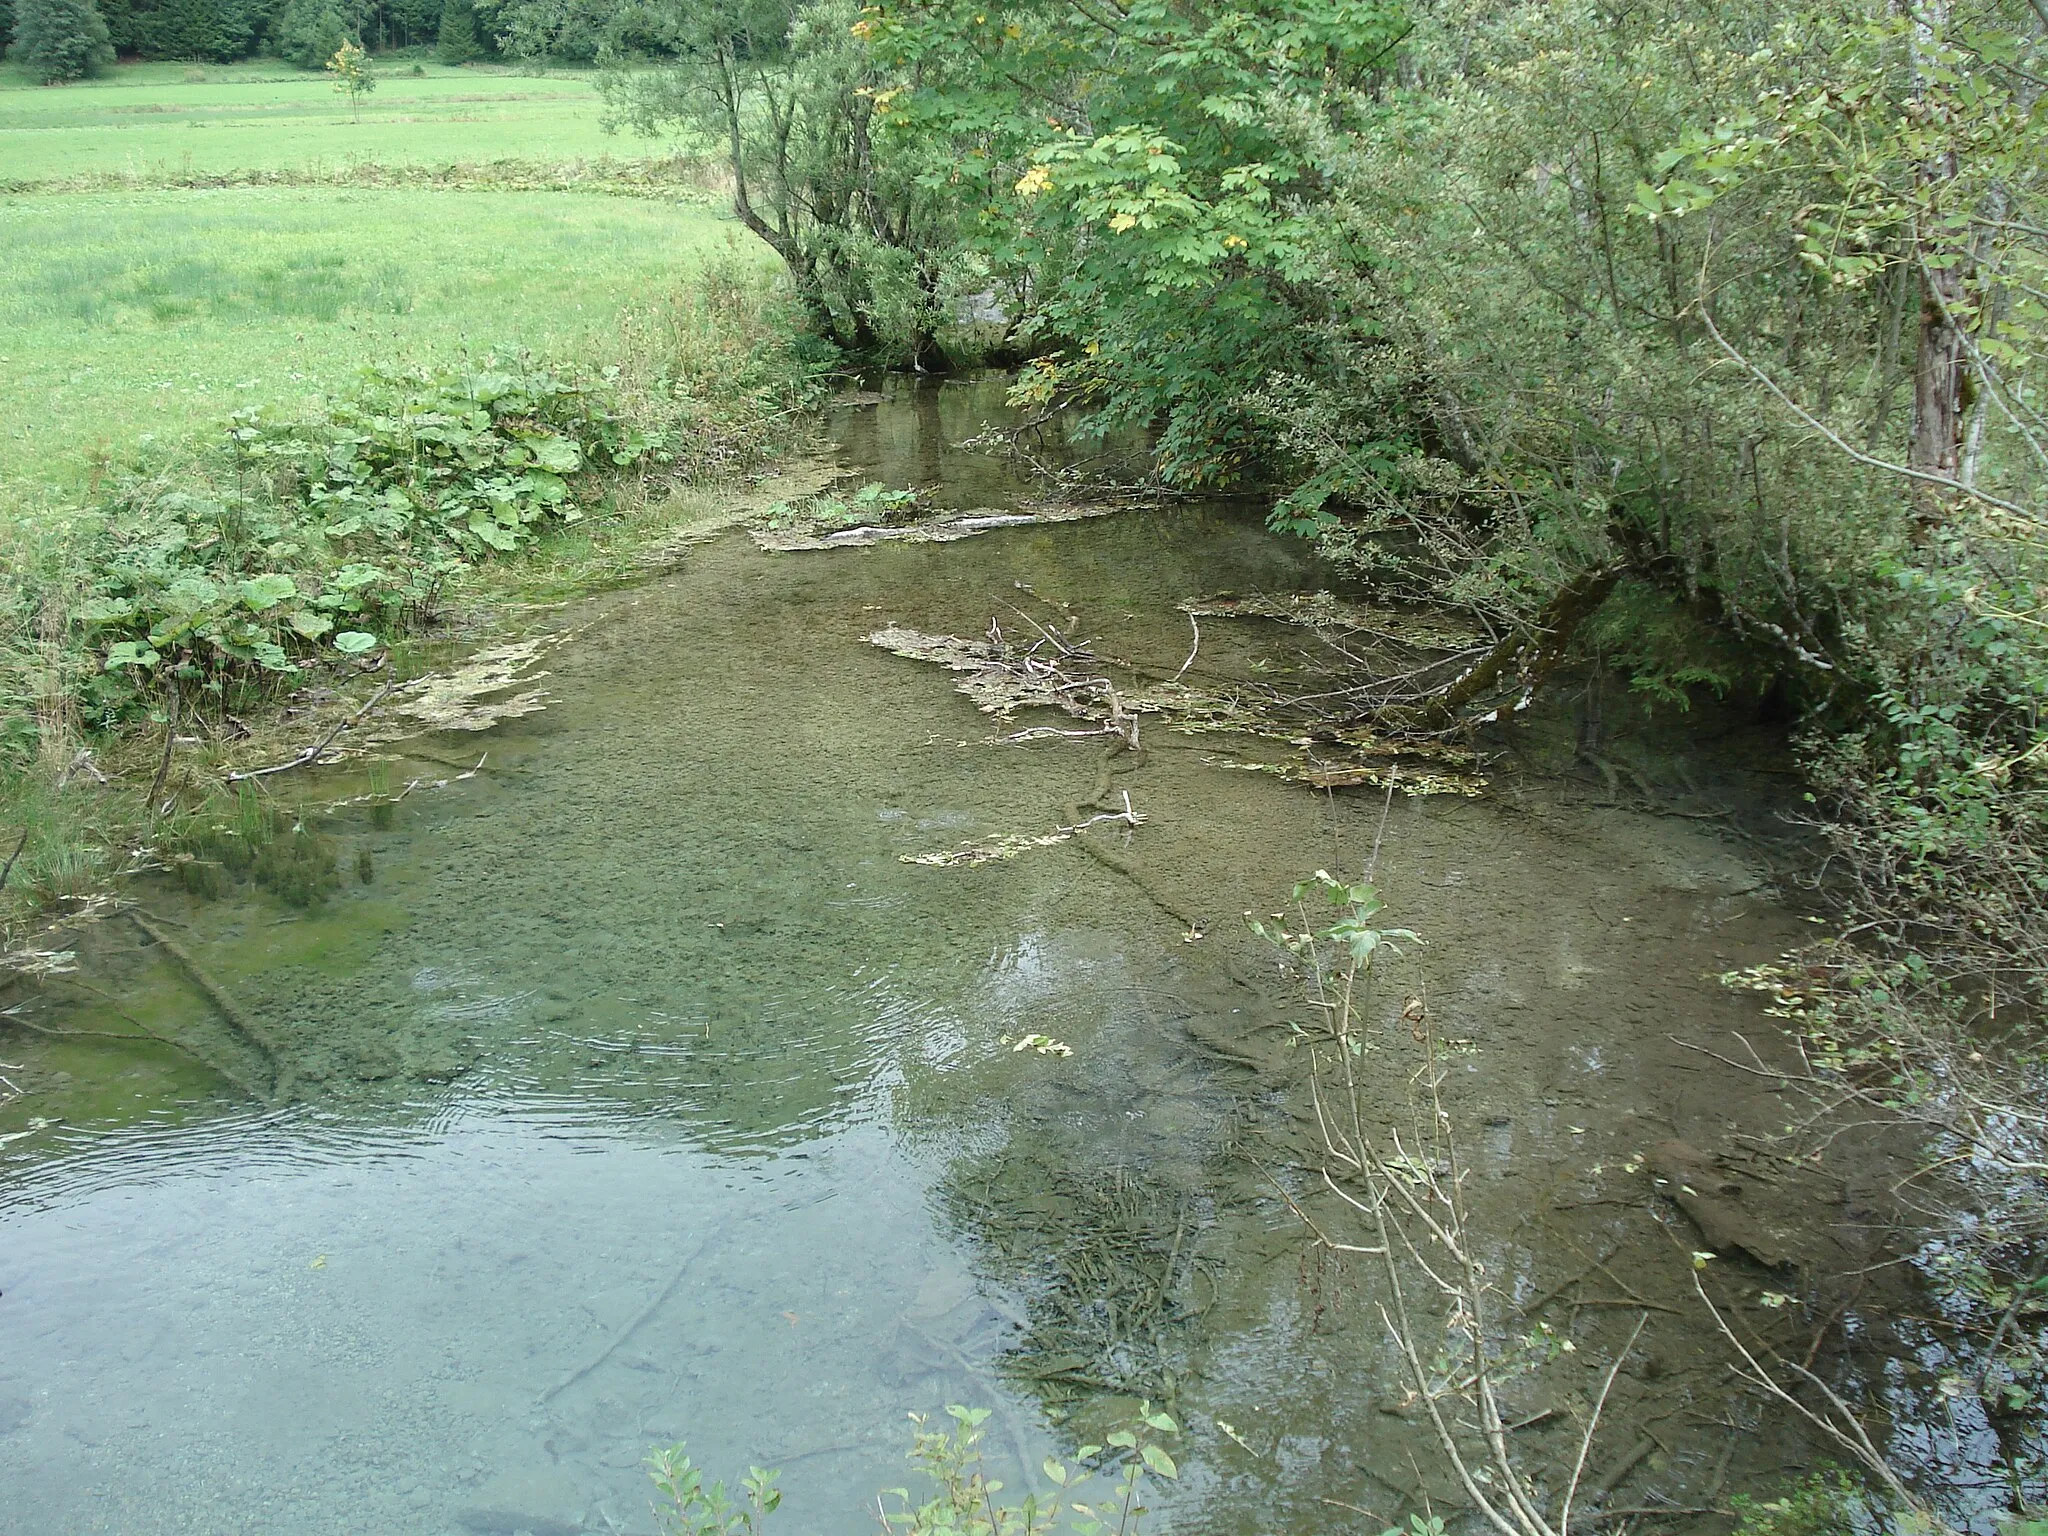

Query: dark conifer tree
left=10, top=0, right=115, bottom=80
left=433, top=0, right=475, bottom=62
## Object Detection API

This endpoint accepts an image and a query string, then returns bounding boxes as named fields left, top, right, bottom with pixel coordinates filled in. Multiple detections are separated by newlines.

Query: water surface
left=1, top=380, right=1828, bottom=1533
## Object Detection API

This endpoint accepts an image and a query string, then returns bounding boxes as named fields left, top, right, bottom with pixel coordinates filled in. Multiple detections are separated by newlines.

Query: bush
left=61, top=360, right=665, bottom=722
left=9, top=0, right=114, bottom=81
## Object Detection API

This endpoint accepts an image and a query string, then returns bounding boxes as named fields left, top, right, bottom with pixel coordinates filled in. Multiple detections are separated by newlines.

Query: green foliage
left=597, top=0, right=970, bottom=364
left=758, top=480, right=919, bottom=531
left=1728, top=1471, right=1872, bottom=1536
left=433, top=0, right=477, bottom=61
left=61, top=360, right=656, bottom=717
left=877, top=1403, right=1179, bottom=1536
left=325, top=35, right=372, bottom=115
left=646, top=1445, right=781, bottom=1536
left=10, top=0, right=114, bottom=81
left=1247, top=871, right=1419, bottom=973
left=643, top=1405, right=1180, bottom=1536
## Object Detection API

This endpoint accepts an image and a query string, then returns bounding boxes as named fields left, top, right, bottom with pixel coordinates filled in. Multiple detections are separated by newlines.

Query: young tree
left=10, top=0, right=114, bottom=80
left=325, top=36, right=373, bottom=118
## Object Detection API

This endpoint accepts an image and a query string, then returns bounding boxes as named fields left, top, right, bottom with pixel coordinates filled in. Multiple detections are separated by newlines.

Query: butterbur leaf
left=77, top=596, right=138, bottom=626
left=1140, top=1445, right=1177, bottom=1479
left=240, top=574, right=298, bottom=611
left=250, top=641, right=297, bottom=673
left=528, top=435, right=582, bottom=473
left=289, top=610, right=334, bottom=640
left=333, top=630, right=379, bottom=654
left=104, top=641, right=161, bottom=671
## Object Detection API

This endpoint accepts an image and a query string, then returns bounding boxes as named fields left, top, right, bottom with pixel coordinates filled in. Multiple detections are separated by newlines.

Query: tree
left=325, top=35, right=373, bottom=118
left=434, top=0, right=477, bottom=59
left=603, top=0, right=968, bottom=366
left=270, top=0, right=356, bottom=67
left=10, top=0, right=114, bottom=80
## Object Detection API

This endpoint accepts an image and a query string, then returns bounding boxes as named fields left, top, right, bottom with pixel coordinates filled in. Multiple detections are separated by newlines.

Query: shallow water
left=2, top=379, right=1838, bottom=1533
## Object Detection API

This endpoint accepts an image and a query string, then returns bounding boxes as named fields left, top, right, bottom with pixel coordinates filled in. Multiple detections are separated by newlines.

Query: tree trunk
left=1906, top=0, right=1969, bottom=539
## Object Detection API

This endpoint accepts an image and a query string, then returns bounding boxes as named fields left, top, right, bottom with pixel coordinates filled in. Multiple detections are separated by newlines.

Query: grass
left=0, top=59, right=693, bottom=184
left=0, top=55, right=828, bottom=941
left=0, top=188, right=766, bottom=499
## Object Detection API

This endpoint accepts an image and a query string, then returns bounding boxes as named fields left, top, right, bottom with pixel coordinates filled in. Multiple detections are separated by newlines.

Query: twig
left=226, top=680, right=397, bottom=782
left=147, top=678, right=179, bottom=816
left=1172, top=611, right=1201, bottom=682
left=0, top=827, right=27, bottom=894
left=540, top=1233, right=712, bottom=1404
left=1694, top=294, right=2038, bottom=524
left=1561, top=1315, right=1649, bottom=1531
left=129, top=910, right=283, bottom=1099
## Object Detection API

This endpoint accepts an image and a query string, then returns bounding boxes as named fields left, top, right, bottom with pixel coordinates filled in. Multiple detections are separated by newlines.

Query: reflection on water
left=2, top=377, right=1826, bottom=1533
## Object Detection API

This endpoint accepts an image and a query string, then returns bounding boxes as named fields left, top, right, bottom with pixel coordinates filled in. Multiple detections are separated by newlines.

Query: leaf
left=1140, top=1445, right=1177, bottom=1480
left=333, top=630, right=380, bottom=655
left=240, top=574, right=299, bottom=612
left=528, top=435, right=583, bottom=473
left=289, top=610, right=335, bottom=640
left=104, top=641, right=161, bottom=671
left=77, top=596, right=138, bottom=626
left=1043, top=1459, right=1068, bottom=1486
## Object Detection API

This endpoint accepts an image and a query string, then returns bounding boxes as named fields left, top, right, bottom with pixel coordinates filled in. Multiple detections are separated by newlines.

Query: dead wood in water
left=129, top=910, right=286, bottom=1102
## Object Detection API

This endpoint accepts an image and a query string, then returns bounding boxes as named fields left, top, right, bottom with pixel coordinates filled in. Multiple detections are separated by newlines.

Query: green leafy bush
left=67, top=360, right=661, bottom=721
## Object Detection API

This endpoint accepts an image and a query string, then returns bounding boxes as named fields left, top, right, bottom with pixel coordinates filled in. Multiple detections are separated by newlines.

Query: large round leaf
left=239, top=574, right=299, bottom=612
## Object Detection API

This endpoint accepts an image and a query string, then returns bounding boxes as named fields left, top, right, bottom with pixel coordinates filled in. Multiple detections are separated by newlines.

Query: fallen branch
left=129, top=910, right=285, bottom=1101
left=226, top=679, right=397, bottom=783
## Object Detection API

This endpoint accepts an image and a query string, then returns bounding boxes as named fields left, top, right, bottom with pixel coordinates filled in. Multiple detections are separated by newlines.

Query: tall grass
left=0, top=189, right=766, bottom=500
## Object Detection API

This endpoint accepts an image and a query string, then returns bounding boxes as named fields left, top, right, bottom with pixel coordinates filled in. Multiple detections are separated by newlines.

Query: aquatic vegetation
left=173, top=783, right=340, bottom=907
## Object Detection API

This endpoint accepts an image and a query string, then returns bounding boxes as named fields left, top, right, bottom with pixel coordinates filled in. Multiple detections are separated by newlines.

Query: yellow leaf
left=1109, top=212, right=1138, bottom=232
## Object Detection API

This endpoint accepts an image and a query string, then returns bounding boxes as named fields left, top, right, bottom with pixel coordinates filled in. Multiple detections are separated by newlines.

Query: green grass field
left=0, top=60, right=689, bottom=183
left=0, top=60, right=756, bottom=503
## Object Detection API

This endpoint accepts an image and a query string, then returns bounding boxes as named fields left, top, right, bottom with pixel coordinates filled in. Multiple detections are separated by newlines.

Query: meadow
left=0, top=60, right=688, bottom=184
left=0, top=60, right=745, bottom=502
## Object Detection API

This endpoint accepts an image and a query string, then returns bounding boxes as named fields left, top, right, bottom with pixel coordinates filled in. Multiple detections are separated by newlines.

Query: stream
left=1, top=379, right=1877, bottom=1534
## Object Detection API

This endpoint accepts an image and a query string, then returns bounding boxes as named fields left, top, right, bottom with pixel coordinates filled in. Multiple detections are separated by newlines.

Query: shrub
left=64, top=360, right=665, bottom=721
